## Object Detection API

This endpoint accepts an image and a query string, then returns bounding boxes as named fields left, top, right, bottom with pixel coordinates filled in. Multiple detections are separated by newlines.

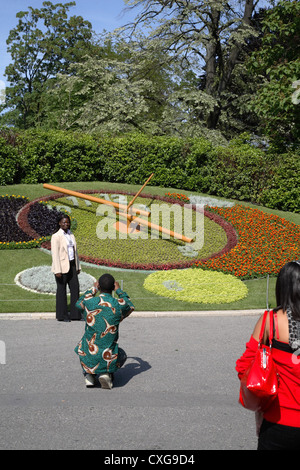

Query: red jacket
left=236, top=335, right=300, bottom=427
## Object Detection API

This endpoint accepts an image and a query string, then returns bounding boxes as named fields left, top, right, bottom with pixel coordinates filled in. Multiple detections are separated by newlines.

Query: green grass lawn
left=1, top=180, right=298, bottom=314
left=0, top=249, right=277, bottom=313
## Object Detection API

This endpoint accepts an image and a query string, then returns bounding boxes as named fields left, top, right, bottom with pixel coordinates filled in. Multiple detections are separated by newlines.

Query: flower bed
left=143, top=268, right=248, bottom=304
left=15, top=265, right=96, bottom=295
left=0, top=195, right=45, bottom=249
left=165, top=192, right=190, bottom=203
left=3, top=191, right=298, bottom=279
left=194, top=205, right=300, bottom=279
left=15, top=191, right=236, bottom=270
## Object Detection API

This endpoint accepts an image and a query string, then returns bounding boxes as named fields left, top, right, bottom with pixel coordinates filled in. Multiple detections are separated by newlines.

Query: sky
left=0, top=0, right=141, bottom=96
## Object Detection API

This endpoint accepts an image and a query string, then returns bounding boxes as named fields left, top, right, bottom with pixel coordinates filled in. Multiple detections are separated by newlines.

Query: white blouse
left=61, top=229, right=75, bottom=261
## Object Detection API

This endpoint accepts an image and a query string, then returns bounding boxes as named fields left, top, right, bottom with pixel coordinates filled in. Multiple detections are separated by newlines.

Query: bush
left=0, top=138, right=20, bottom=185
left=98, top=134, right=194, bottom=186
left=206, top=141, right=272, bottom=202
left=1, top=128, right=299, bottom=213
left=258, top=153, right=300, bottom=213
left=17, top=129, right=101, bottom=183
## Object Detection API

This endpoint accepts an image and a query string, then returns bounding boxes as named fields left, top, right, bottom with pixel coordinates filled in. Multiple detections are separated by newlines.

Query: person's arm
left=51, top=234, right=62, bottom=277
left=76, top=281, right=99, bottom=312
left=114, top=281, right=135, bottom=320
left=236, top=311, right=272, bottom=379
left=235, top=335, right=258, bottom=380
left=252, top=312, right=269, bottom=343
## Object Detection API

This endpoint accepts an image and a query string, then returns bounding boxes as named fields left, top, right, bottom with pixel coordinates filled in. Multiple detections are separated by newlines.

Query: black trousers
left=258, top=419, right=300, bottom=450
left=55, top=260, right=81, bottom=320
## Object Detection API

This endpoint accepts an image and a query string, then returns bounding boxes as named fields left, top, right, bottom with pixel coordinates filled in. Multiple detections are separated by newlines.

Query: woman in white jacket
left=51, top=214, right=81, bottom=321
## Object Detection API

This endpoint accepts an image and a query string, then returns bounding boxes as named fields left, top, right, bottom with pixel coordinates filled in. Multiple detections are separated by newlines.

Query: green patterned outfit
left=74, top=287, right=134, bottom=375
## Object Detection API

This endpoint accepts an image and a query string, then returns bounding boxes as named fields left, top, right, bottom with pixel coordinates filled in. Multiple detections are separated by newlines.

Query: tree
left=43, top=32, right=177, bottom=134
left=247, top=0, right=300, bottom=150
left=1, top=1, right=93, bottom=128
left=120, top=0, right=262, bottom=135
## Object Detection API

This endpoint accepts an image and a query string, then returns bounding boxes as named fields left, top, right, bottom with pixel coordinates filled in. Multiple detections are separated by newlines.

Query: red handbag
left=239, top=310, right=279, bottom=412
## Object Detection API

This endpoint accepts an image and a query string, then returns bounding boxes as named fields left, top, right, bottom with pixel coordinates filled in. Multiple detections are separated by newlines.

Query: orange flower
left=194, top=205, right=300, bottom=279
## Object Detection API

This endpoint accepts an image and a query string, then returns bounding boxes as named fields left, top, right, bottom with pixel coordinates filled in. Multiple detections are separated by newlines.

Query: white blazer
left=51, top=229, right=80, bottom=274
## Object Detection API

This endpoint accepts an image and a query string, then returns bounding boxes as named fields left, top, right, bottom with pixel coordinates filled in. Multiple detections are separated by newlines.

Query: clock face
left=18, top=191, right=233, bottom=270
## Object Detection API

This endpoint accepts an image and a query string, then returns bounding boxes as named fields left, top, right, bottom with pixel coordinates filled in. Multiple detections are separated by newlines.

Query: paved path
left=0, top=311, right=261, bottom=451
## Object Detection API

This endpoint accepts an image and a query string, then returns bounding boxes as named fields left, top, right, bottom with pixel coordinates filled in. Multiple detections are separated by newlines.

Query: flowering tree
left=121, top=0, right=261, bottom=132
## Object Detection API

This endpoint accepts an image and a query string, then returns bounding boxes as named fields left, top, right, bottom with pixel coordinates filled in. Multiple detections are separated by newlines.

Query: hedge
left=0, top=129, right=299, bottom=213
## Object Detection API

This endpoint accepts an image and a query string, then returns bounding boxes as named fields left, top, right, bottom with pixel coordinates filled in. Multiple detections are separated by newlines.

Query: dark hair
left=58, top=213, right=71, bottom=223
left=99, top=273, right=115, bottom=293
left=57, top=213, right=71, bottom=230
left=275, top=261, right=300, bottom=319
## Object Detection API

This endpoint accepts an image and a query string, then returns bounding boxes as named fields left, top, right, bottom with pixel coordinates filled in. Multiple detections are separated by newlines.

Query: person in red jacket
left=236, top=261, right=300, bottom=450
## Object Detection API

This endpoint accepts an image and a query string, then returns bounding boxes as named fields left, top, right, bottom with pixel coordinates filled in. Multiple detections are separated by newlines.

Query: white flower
left=15, top=266, right=96, bottom=295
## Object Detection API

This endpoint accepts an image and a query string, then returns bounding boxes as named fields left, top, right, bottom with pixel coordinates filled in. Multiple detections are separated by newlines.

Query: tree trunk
left=205, top=0, right=255, bottom=129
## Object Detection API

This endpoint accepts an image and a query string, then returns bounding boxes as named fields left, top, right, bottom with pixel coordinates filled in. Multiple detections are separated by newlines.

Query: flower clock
left=10, top=190, right=235, bottom=269
left=1, top=191, right=299, bottom=302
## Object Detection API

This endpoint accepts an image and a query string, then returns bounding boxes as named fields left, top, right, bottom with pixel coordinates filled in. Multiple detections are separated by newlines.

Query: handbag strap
left=274, top=312, right=279, bottom=340
left=258, top=310, right=274, bottom=346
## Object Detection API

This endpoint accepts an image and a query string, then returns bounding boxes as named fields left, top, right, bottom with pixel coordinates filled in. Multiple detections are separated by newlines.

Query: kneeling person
left=74, top=274, right=134, bottom=389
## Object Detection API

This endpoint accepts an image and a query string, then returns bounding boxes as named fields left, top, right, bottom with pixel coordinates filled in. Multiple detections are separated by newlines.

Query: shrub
left=258, top=153, right=300, bottom=213
left=1, top=128, right=299, bottom=213
left=205, top=141, right=272, bottom=202
left=0, top=138, right=20, bottom=185
left=98, top=134, right=193, bottom=186
left=17, top=129, right=100, bottom=183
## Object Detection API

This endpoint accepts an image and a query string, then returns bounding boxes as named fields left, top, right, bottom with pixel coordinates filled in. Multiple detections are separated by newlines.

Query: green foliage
left=206, top=139, right=273, bottom=202
left=1, top=129, right=299, bottom=213
left=248, top=0, right=300, bottom=150
left=2, top=1, right=93, bottom=128
left=0, top=137, right=20, bottom=185
left=2, top=0, right=298, bottom=152
left=258, top=152, right=300, bottom=212
left=17, top=129, right=101, bottom=183
left=123, top=0, right=259, bottom=134
left=96, top=134, right=213, bottom=191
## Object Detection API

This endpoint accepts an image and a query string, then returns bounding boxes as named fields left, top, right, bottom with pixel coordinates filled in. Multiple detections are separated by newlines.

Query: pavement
left=0, top=309, right=262, bottom=452
left=0, top=309, right=262, bottom=319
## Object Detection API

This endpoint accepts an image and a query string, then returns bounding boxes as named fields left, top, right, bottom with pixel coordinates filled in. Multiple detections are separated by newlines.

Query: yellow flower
left=143, top=268, right=248, bottom=304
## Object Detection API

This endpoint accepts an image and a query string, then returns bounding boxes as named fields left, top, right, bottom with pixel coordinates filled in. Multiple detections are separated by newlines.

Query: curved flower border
left=16, top=190, right=238, bottom=271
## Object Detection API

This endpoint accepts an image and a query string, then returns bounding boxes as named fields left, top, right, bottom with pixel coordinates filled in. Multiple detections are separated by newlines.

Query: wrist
left=91, top=286, right=98, bottom=295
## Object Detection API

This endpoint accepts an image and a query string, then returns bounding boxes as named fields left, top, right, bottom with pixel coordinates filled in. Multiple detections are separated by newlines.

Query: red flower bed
left=165, top=192, right=190, bottom=203
left=194, top=205, right=300, bottom=279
